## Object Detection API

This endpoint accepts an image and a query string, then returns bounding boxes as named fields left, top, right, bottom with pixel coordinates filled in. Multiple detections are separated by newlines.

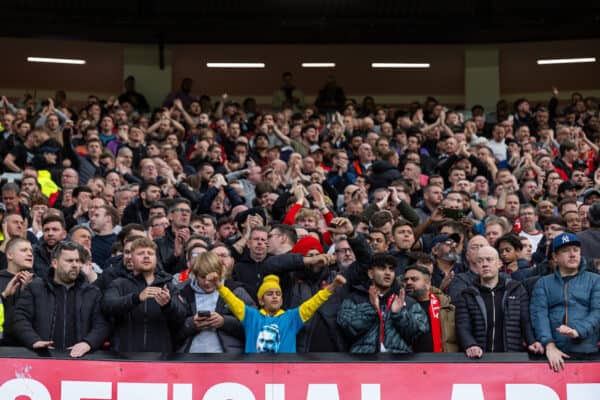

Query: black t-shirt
left=413, top=300, right=434, bottom=352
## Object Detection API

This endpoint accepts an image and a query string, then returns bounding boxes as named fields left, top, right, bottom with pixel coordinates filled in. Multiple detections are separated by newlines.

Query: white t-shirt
left=520, top=231, right=544, bottom=253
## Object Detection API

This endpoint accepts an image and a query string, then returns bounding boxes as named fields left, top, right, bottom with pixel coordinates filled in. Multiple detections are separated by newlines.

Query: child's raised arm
left=206, top=272, right=246, bottom=321
left=299, top=275, right=347, bottom=322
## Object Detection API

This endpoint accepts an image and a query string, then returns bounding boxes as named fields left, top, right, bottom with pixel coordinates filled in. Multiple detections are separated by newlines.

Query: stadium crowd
left=0, top=73, right=599, bottom=372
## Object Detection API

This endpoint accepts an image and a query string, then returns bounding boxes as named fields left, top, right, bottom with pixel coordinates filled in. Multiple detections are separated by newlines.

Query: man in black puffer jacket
left=13, top=241, right=109, bottom=357
left=102, top=237, right=186, bottom=353
left=455, top=246, right=543, bottom=358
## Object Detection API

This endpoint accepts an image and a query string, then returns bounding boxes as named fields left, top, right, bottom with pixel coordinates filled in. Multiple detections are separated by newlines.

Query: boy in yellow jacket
left=206, top=272, right=346, bottom=353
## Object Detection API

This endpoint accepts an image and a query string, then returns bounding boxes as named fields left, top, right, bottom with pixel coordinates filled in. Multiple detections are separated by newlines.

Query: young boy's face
left=260, top=289, right=283, bottom=313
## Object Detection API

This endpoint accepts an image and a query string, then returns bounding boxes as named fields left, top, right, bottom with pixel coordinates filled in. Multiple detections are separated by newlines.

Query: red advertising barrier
left=1, top=356, right=600, bottom=400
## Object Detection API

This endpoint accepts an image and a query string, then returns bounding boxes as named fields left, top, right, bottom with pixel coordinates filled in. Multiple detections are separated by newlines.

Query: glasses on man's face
left=173, top=208, right=191, bottom=214
left=335, top=248, right=352, bottom=254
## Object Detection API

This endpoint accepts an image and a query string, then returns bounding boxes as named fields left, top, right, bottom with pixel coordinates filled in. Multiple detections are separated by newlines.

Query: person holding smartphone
left=176, top=251, right=255, bottom=353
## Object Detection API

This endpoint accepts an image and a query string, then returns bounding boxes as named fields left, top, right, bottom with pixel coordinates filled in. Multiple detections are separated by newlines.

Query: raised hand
left=368, top=285, right=380, bottom=310
left=327, top=274, right=347, bottom=293
left=327, top=217, right=354, bottom=237
left=1, top=274, right=22, bottom=298
left=391, top=287, right=405, bottom=313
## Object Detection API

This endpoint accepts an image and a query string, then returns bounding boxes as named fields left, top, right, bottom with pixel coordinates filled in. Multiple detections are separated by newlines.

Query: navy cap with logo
left=551, top=232, right=581, bottom=253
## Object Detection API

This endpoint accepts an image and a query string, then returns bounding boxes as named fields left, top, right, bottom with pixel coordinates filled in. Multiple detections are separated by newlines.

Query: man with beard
left=0, top=238, right=34, bottom=344
left=430, top=233, right=462, bottom=291
left=13, top=241, right=109, bottom=357
left=102, top=237, right=186, bottom=352
left=404, top=265, right=458, bottom=352
left=338, top=253, right=429, bottom=353
left=122, top=181, right=161, bottom=226
left=33, top=215, right=68, bottom=278
left=333, top=238, right=356, bottom=270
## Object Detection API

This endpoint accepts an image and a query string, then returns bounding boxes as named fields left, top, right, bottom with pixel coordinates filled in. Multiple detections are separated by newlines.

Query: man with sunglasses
left=13, top=241, right=109, bottom=357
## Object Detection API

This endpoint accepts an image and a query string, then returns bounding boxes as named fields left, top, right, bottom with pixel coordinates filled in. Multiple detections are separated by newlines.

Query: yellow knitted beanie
left=257, top=274, right=282, bottom=300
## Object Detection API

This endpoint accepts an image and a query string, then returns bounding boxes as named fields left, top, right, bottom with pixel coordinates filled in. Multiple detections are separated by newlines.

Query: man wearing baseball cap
left=530, top=232, right=600, bottom=372
left=430, top=233, right=462, bottom=291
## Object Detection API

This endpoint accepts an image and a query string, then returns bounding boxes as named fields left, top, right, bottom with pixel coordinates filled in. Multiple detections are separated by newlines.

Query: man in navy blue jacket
left=530, top=232, right=600, bottom=372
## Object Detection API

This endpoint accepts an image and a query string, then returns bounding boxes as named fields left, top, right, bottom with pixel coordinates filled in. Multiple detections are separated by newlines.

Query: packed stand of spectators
left=0, top=74, right=599, bottom=372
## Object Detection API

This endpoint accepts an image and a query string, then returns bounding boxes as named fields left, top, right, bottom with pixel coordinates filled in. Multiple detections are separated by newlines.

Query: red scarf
left=429, top=292, right=443, bottom=352
left=352, top=160, right=363, bottom=176
left=376, top=294, right=396, bottom=345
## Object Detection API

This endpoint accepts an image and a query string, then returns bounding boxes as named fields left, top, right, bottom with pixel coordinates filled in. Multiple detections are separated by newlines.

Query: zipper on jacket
left=63, top=289, right=68, bottom=349
left=143, top=299, right=148, bottom=349
left=563, top=281, right=569, bottom=325
left=490, top=290, right=496, bottom=352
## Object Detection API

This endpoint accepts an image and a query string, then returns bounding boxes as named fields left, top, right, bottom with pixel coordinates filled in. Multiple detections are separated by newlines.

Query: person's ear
left=367, top=269, right=374, bottom=280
